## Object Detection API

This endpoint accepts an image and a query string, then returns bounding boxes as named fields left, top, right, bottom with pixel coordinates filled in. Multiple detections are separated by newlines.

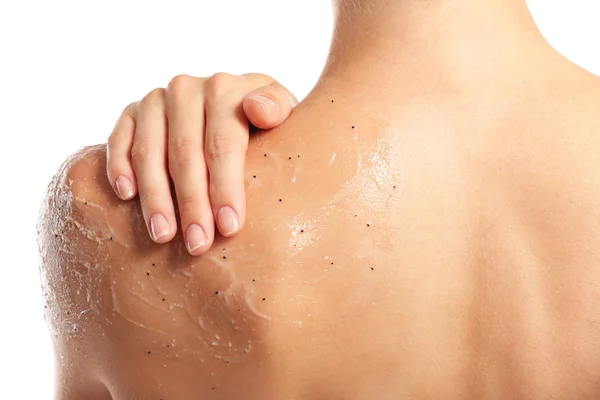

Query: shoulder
left=37, top=144, right=116, bottom=398
left=35, top=143, right=296, bottom=398
left=37, top=143, right=114, bottom=339
left=37, top=143, right=117, bottom=257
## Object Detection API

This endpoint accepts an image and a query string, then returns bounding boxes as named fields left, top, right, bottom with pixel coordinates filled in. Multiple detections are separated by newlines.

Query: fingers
left=166, top=74, right=215, bottom=255
left=242, top=82, right=299, bottom=129
left=131, top=88, right=178, bottom=244
left=108, top=72, right=299, bottom=251
left=204, top=73, right=250, bottom=237
left=107, top=101, right=139, bottom=200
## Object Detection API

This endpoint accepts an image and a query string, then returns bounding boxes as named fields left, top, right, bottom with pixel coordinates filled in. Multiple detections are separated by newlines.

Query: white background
left=1, top=0, right=599, bottom=398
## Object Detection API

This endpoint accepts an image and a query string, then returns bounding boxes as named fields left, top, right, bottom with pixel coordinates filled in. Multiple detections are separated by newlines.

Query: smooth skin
left=106, top=73, right=298, bottom=255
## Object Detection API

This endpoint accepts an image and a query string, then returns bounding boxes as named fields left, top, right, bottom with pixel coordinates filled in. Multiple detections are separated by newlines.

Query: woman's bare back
left=38, top=53, right=600, bottom=399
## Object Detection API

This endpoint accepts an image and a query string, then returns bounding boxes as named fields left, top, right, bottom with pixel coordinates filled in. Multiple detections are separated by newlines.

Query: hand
left=106, top=72, right=298, bottom=255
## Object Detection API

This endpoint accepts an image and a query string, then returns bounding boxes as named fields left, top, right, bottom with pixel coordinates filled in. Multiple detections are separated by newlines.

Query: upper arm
left=37, top=144, right=120, bottom=400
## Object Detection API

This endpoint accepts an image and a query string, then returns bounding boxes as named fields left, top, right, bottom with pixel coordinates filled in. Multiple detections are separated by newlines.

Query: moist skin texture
left=37, top=56, right=600, bottom=398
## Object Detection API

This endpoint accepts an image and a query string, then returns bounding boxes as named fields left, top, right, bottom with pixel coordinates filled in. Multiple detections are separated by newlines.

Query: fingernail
left=149, top=213, right=170, bottom=241
left=249, top=95, right=278, bottom=115
left=115, top=175, right=134, bottom=199
left=217, top=206, right=239, bottom=236
left=185, top=224, right=206, bottom=253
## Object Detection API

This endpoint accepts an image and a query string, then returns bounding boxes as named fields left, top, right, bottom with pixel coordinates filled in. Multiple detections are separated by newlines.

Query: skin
left=37, top=0, right=600, bottom=398
left=106, top=73, right=298, bottom=255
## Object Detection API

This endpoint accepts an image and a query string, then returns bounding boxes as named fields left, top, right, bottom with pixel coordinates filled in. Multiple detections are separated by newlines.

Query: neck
left=318, top=0, right=554, bottom=91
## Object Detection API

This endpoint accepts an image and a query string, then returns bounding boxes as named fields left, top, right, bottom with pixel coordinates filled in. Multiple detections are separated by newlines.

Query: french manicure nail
left=185, top=224, right=206, bottom=253
left=217, top=206, right=239, bottom=236
left=115, top=175, right=134, bottom=199
left=149, top=213, right=170, bottom=241
left=249, top=95, right=278, bottom=115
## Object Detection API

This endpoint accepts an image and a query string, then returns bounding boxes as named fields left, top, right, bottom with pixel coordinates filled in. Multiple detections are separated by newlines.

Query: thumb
left=242, top=84, right=298, bottom=130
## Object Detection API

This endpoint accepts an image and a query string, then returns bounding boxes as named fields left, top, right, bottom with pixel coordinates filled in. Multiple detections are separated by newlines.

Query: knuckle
left=140, top=87, right=165, bottom=106
left=130, top=142, right=149, bottom=166
left=205, top=129, right=236, bottom=162
left=171, top=137, right=196, bottom=156
left=167, top=74, right=194, bottom=94
left=124, top=101, right=138, bottom=113
left=107, top=130, right=121, bottom=148
left=206, top=72, right=237, bottom=98
left=168, top=139, right=196, bottom=176
left=167, top=156, right=187, bottom=179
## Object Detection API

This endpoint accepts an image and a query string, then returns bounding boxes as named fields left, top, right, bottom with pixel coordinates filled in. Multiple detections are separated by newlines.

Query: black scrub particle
left=152, top=263, right=155, bottom=267
left=297, top=155, right=300, bottom=158
left=110, top=237, right=113, bottom=240
left=279, top=199, right=282, bottom=202
left=300, top=229, right=304, bottom=233
left=264, top=153, right=267, bottom=157
left=331, top=100, right=334, bottom=103
left=262, top=298, right=266, bottom=301
left=252, top=279, right=256, bottom=282
left=253, top=175, right=256, bottom=178
left=148, top=351, right=151, bottom=355
left=367, top=224, right=370, bottom=227
left=215, top=291, right=219, bottom=295
left=67, top=311, right=70, bottom=315
left=147, top=272, right=150, bottom=276
left=393, top=185, right=397, bottom=189
left=331, top=262, right=334, bottom=265
left=84, top=202, right=88, bottom=205
left=223, top=248, right=226, bottom=250
left=166, top=345, right=170, bottom=348
left=223, top=256, right=227, bottom=259
left=352, top=126, right=355, bottom=129
left=371, top=267, right=375, bottom=271
left=288, top=156, right=292, bottom=160
left=162, top=298, right=166, bottom=301
left=54, top=234, right=58, bottom=238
